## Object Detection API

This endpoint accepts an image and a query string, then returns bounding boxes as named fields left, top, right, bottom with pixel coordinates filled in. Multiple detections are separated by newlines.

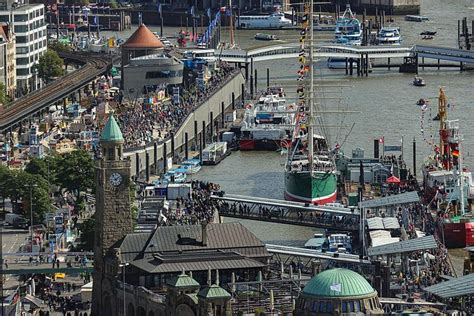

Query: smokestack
left=201, top=220, right=208, bottom=246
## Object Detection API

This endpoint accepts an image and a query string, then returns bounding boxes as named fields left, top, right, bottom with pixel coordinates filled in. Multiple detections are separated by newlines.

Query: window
left=319, top=301, right=326, bottom=313
left=354, top=301, right=361, bottom=312
left=16, top=47, right=28, bottom=54
left=145, top=70, right=182, bottom=79
left=17, top=58, right=29, bottom=65
left=16, top=68, right=30, bottom=76
left=17, top=36, right=28, bottom=44
left=14, top=14, right=28, bottom=22
left=341, top=302, right=348, bottom=313
left=349, top=301, right=355, bottom=312
left=0, top=15, right=9, bottom=23
left=14, top=25, right=28, bottom=32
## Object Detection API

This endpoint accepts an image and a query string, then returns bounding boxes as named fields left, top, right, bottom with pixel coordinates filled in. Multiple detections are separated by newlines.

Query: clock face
left=109, top=172, right=123, bottom=187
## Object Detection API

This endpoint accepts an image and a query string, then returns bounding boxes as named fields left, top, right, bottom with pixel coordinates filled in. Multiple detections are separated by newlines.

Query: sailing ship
left=421, top=88, right=474, bottom=248
left=284, top=0, right=338, bottom=204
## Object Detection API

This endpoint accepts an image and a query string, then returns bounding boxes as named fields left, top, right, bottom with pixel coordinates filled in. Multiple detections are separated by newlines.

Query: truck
left=5, top=213, right=28, bottom=228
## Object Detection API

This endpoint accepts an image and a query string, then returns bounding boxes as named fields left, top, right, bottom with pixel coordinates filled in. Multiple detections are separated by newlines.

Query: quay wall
left=348, top=0, right=420, bottom=14
left=124, top=72, right=245, bottom=177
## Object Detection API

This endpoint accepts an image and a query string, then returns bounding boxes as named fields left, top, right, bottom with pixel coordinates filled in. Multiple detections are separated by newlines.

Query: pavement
left=2, top=225, right=29, bottom=297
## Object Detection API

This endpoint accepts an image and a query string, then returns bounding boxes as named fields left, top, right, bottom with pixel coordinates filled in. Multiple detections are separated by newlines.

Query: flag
left=157, top=3, right=162, bottom=14
left=207, top=8, right=211, bottom=18
left=390, top=163, right=394, bottom=175
left=379, top=136, right=384, bottom=144
left=330, top=283, right=342, bottom=292
left=452, top=149, right=459, bottom=157
left=226, top=8, right=232, bottom=16
left=93, top=15, right=98, bottom=25
left=220, top=6, right=226, bottom=12
left=190, top=5, right=195, bottom=16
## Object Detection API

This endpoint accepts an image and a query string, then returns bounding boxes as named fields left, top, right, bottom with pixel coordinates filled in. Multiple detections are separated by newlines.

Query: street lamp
left=25, top=184, right=38, bottom=253
left=119, top=262, right=129, bottom=316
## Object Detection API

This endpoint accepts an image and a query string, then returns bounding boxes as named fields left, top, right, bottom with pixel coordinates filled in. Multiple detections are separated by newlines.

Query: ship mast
left=438, top=88, right=447, bottom=158
left=229, top=0, right=234, bottom=47
left=308, top=0, right=314, bottom=170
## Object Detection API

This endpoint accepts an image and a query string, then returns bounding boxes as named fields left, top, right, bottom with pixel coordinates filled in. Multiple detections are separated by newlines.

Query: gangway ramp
left=415, top=45, right=474, bottom=64
left=266, top=244, right=372, bottom=265
left=211, top=193, right=359, bottom=216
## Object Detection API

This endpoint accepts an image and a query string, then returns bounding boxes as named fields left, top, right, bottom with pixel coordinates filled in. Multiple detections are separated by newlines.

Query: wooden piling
left=184, top=132, right=189, bottom=160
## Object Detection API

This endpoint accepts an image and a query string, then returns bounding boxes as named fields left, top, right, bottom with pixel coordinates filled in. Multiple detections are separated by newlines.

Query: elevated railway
left=0, top=52, right=112, bottom=133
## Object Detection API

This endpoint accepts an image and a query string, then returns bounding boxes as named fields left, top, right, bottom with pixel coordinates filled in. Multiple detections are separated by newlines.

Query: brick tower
left=91, top=114, right=133, bottom=316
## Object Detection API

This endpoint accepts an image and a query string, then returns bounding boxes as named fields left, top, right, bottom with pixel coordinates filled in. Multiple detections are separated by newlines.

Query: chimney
left=201, top=220, right=208, bottom=246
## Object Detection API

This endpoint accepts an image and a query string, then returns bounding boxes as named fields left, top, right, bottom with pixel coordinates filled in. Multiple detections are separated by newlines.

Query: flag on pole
left=330, top=283, right=342, bottom=292
left=93, top=15, right=98, bottom=25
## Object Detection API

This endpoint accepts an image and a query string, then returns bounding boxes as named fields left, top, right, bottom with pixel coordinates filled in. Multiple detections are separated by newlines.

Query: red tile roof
left=122, top=24, right=164, bottom=49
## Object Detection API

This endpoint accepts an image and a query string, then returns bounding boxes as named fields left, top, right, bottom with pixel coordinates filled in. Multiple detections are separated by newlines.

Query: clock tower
left=91, top=114, right=133, bottom=316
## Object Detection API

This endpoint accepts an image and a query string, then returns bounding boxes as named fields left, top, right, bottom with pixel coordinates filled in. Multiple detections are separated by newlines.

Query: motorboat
left=413, top=77, right=426, bottom=87
left=420, top=31, right=437, bottom=36
left=163, top=169, right=187, bottom=183
left=237, top=13, right=292, bottom=29
left=334, top=4, right=362, bottom=46
left=202, top=142, right=231, bottom=165
left=255, top=33, right=278, bottom=41
left=304, top=233, right=328, bottom=250
left=422, top=35, right=434, bottom=40
left=405, top=15, right=429, bottom=22
left=327, top=233, right=352, bottom=253
left=375, top=26, right=401, bottom=45
left=416, top=98, right=427, bottom=106
left=180, top=159, right=202, bottom=174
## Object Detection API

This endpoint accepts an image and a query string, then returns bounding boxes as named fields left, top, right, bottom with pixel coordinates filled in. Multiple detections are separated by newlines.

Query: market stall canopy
left=386, top=175, right=401, bottom=184
left=424, top=274, right=474, bottom=299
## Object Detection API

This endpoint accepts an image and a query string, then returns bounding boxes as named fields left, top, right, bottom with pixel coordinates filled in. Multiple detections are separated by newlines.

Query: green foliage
left=33, top=50, right=65, bottom=84
left=0, top=82, right=10, bottom=107
left=110, top=0, right=118, bottom=9
left=0, top=166, right=52, bottom=222
left=54, top=150, right=95, bottom=196
left=48, top=41, right=72, bottom=53
left=79, top=217, right=95, bottom=251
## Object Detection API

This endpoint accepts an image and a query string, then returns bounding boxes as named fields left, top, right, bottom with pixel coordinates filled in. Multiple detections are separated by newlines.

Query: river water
left=107, top=0, right=474, bottom=244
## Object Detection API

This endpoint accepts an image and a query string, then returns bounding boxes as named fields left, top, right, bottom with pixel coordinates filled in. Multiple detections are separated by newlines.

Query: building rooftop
left=303, top=268, right=376, bottom=298
left=197, top=284, right=231, bottom=300
left=100, top=115, right=124, bottom=142
left=122, top=24, right=164, bottom=49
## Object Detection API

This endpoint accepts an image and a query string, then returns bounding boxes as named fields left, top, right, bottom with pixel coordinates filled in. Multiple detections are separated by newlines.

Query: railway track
left=0, top=52, right=111, bottom=133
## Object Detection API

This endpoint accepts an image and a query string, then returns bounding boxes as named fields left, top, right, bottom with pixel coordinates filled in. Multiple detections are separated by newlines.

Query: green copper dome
left=101, top=115, right=124, bottom=142
left=303, top=268, right=376, bottom=298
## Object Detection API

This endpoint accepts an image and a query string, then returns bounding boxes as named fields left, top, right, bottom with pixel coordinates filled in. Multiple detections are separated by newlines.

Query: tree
left=55, top=150, right=95, bottom=196
left=48, top=41, right=72, bottom=53
left=79, top=217, right=95, bottom=251
left=33, top=50, right=65, bottom=84
left=0, top=82, right=10, bottom=106
left=110, top=0, right=118, bottom=9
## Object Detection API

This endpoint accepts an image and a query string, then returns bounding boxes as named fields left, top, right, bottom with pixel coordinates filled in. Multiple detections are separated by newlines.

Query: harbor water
left=105, top=0, right=474, bottom=244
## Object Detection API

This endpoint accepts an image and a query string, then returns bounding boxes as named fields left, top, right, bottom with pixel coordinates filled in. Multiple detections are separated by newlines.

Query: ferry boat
left=328, top=233, right=352, bottom=253
left=239, top=89, right=294, bottom=151
left=421, top=88, right=474, bottom=248
left=163, top=169, right=187, bottom=183
left=334, top=5, right=362, bottom=46
left=405, top=15, right=429, bottom=22
left=284, top=2, right=338, bottom=205
left=375, top=26, right=401, bottom=45
left=202, top=142, right=231, bottom=165
left=237, top=13, right=292, bottom=29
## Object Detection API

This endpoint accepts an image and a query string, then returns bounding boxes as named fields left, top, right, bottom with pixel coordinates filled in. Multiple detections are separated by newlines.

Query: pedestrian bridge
left=215, top=44, right=474, bottom=64
left=216, top=44, right=413, bottom=63
left=211, top=193, right=360, bottom=232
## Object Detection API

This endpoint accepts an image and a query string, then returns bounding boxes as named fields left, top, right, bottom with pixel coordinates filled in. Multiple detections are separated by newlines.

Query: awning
left=367, top=235, right=437, bottom=256
left=386, top=175, right=400, bottom=184
left=366, top=217, right=401, bottom=230
left=424, top=274, right=474, bottom=299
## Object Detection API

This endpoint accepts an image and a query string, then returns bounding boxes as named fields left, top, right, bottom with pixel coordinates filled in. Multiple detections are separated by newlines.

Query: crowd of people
left=115, top=62, right=239, bottom=149
left=158, top=180, right=222, bottom=226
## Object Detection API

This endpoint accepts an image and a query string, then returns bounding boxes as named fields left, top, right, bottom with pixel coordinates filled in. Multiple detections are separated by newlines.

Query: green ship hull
left=284, top=170, right=337, bottom=204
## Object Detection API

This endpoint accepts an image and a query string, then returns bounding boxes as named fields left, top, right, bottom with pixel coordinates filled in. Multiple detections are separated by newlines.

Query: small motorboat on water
left=420, top=31, right=437, bottom=36
left=413, top=76, right=426, bottom=86
left=422, top=35, right=434, bottom=40
left=255, top=33, right=278, bottom=41
left=405, top=15, right=429, bottom=22
left=417, top=98, right=427, bottom=106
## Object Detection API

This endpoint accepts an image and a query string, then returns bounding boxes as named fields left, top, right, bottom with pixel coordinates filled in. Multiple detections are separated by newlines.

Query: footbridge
left=0, top=52, right=112, bottom=133
left=211, top=193, right=360, bottom=232
left=414, top=45, right=474, bottom=64
left=217, top=44, right=413, bottom=63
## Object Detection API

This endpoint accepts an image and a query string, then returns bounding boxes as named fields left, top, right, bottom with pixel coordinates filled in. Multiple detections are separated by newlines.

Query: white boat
left=255, top=33, right=278, bottom=40
left=405, top=15, right=429, bottom=22
left=163, top=169, right=187, bottom=183
left=202, top=142, right=230, bottom=165
left=375, top=26, right=401, bottom=45
left=335, top=5, right=362, bottom=46
left=180, top=159, right=202, bottom=174
left=327, top=57, right=357, bottom=69
left=237, top=13, right=292, bottom=29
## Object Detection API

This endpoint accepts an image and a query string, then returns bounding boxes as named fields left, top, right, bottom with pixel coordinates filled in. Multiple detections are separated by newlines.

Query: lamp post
left=119, top=263, right=129, bottom=316
left=25, top=184, right=38, bottom=253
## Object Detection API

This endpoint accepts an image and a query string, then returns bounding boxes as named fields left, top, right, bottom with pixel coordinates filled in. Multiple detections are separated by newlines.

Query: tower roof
left=166, top=272, right=200, bottom=289
left=302, top=268, right=376, bottom=298
left=197, top=284, right=231, bottom=300
left=122, top=24, right=164, bottom=49
left=101, top=115, right=124, bottom=142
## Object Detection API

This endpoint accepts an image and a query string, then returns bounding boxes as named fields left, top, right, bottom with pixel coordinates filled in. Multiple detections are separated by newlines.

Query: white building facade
left=0, top=3, right=47, bottom=94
